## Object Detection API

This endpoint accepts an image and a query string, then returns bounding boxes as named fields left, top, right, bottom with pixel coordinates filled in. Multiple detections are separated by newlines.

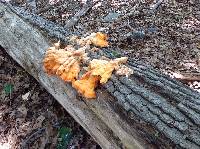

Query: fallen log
left=1, top=3, right=200, bottom=149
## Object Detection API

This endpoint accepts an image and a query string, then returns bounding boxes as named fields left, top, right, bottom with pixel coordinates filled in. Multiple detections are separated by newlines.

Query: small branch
left=21, top=128, right=46, bottom=149
left=115, top=3, right=140, bottom=22
left=107, top=0, right=163, bottom=30
left=149, top=0, right=164, bottom=13
left=25, top=0, right=37, bottom=13
left=173, top=72, right=200, bottom=82
left=36, top=5, right=53, bottom=14
left=64, top=0, right=97, bottom=28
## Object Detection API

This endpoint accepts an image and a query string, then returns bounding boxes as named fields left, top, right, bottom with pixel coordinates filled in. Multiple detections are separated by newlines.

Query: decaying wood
left=0, top=4, right=143, bottom=149
left=3, top=2, right=70, bottom=42
left=1, top=3, right=200, bottom=149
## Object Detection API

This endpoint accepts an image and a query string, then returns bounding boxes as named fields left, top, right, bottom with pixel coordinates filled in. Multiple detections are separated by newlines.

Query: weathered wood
left=0, top=3, right=144, bottom=149
left=1, top=3, right=200, bottom=149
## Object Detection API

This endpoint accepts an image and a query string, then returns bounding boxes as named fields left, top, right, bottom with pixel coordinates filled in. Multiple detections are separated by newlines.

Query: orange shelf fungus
left=72, top=72, right=100, bottom=99
left=43, top=35, right=133, bottom=99
left=43, top=42, right=87, bottom=82
left=89, top=57, right=128, bottom=84
left=69, top=32, right=109, bottom=48
left=90, top=32, right=109, bottom=48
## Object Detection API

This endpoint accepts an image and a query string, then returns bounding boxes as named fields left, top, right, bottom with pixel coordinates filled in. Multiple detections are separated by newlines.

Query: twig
left=20, top=121, right=60, bottom=149
left=36, top=5, right=53, bottom=14
left=25, top=0, right=37, bottom=13
left=115, top=3, right=139, bottom=23
left=174, top=72, right=200, bottom=82
left=21, top=128, right=46, bottom=149
left=106, top=0, right=162, bottom=30
left=149, top=0, right=164, bottom=12
left=64, top=0, right=97, bottom=28
left=29, top=84, right=37, bottom=99
left=102, top=3, right=140, bottom=31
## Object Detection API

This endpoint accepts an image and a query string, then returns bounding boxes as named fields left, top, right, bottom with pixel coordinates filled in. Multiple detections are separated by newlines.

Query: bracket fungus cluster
left=43, top=32, right=133, bottom=99
left=69, top=32, right=108, bottom=48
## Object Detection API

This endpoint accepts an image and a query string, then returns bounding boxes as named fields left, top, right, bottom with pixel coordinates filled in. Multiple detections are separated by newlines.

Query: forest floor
left=1, top=0, right=200, bottom=148
left=0, top=49, right=100, bottom=149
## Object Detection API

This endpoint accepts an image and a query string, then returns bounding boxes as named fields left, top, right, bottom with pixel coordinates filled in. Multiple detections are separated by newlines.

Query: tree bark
left=1, top=3, right=200, bottom=149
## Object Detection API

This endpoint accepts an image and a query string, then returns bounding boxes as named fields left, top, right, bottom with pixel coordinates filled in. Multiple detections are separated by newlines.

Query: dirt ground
left=0, top=49, right=100, bottom=148
left=1, top=0, right=200, bottom=148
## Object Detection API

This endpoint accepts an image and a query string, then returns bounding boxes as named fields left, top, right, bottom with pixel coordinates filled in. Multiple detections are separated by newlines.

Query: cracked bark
left=1, top=3, right=200, bottom=149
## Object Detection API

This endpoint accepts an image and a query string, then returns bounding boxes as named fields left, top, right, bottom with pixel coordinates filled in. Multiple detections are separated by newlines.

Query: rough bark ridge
left=1, top=3, right=200, bottom=149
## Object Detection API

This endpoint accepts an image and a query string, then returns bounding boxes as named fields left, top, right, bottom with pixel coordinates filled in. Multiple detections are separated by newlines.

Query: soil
left=1, top=0, right=200, bottom=148
left=0, top=48, right=100, bottom=148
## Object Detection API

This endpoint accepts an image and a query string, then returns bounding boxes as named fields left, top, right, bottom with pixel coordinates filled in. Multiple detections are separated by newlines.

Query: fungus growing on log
left=43, top=42, right=87, bottom=82
left=89, top=57, right=128, bottom=84
left=89, top=32, right=109, bottom=47
left=69, top=32, right=109, bottom=47
left=43, top=36, right=132, bottom=99
left=72, top=71, right=100, bottom=99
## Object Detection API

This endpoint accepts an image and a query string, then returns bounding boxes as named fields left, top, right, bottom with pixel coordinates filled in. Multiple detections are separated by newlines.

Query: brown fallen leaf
left=33, top=115, right=45, bottom=129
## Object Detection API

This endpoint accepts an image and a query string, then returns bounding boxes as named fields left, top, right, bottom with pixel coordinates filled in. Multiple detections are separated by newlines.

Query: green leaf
left=3, top=83, right=13, bottom=95
left=57, top=127, right=73, bottom=149
left=111, top=51, right=121, bottom=57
